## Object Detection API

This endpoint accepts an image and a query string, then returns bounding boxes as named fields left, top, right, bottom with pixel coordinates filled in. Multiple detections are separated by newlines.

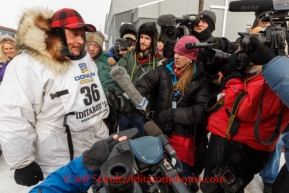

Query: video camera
left=157, top=13, right=200, bottom=58
left=93, top=127, right=191, bottom=193
left=188, top=0, right=289, bottom=75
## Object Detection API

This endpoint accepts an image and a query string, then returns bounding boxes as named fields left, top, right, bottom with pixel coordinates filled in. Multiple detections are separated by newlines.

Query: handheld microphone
left=185, top=42, right=214, bottom=49
left=108, top=57, right=148, bottom=111
left=229, top=0, right=273, bottom=12
left=144, top=120, right=177, bottom=157
left=157, top=14, right=177, bottom=26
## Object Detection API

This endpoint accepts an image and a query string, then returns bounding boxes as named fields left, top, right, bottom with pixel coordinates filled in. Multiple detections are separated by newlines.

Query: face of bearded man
left=139, top=34, right=152, bottom=52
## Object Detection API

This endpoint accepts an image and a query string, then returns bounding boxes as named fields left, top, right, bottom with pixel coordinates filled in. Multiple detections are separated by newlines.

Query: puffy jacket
left=262, top=56, right=289, bottom=108
left=207, top=74, right=289, bottom=152
left=136, top=59, right=212, bottom=136
left=0, top=62, right=8, bottom=82
left=29, top=156, right=99, bottom=193
left=94, top=51, right=122, bottom=97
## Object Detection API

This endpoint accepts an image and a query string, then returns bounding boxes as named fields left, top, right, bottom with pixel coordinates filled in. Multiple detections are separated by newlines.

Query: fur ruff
left=17, top=7, right=71, bottom=75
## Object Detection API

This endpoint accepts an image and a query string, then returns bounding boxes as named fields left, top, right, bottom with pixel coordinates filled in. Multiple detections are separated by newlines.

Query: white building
left=104, top=0, right=256, bottom=49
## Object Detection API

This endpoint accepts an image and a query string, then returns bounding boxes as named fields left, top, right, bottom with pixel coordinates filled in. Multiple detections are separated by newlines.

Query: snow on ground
left=0, top=153, right=285, bottom=193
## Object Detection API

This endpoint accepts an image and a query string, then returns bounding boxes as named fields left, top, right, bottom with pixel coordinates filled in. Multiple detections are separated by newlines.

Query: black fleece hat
left=198, top=10, right=216, bottom=32
left=135, top=22, right=159, bottom=56
left=119, top=23, right=137, bottom=40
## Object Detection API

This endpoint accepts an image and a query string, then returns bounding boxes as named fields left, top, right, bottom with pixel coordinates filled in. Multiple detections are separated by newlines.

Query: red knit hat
left=174, top=36, right=200, bottom=61
left=50, top=8, right=96, bottom=32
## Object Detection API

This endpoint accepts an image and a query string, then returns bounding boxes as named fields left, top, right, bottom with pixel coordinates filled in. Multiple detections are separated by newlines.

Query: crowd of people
left=0, top=5, right=289, bottom=193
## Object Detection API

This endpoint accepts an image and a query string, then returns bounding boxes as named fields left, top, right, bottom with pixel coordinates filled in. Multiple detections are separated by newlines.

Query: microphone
left=185, top=42, right=214, bottom=49
left=107, top=57, right=118, bottom=68
left=108, top=57, right=148, bottom=111
left=144, top=120, right=177, bottom=157
left=157, top=14, right=176, bottom=26
left=229, top=0, right=273, bottom=12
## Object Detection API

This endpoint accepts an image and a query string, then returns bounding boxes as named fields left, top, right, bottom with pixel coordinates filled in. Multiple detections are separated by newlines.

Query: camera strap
left=254, top=80, right=283, bottom=145
left=225, top=92, right=246, bottom=138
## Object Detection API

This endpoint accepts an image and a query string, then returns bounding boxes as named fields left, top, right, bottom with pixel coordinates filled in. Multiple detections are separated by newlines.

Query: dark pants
left=200, top=134, right=270, bottom=193
left=272, top=164, right=289, bottom=193
left=119, top=113, right=148, bottom=137
left=191, top=124, right=209, bottom=176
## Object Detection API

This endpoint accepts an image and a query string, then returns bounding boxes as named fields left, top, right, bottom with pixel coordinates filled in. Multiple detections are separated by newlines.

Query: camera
left=157, top=14, right=200, bottom=58
left=212, top=165, right=244, bottom=193
left=196, top=0, right=289, bottom=75
left=93, top=134, right=190, bottom=193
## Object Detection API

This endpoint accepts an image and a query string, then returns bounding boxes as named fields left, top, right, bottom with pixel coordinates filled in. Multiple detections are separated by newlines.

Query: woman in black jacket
left=136, top=35, right=212, bottom=183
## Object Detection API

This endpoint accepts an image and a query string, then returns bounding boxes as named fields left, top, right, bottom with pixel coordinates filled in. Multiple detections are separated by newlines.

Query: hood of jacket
left=16, top=7, right=71, bottom=75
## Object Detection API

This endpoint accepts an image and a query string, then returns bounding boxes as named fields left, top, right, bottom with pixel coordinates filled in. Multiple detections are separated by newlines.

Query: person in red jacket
left=200, top=53, right=289, bottom=193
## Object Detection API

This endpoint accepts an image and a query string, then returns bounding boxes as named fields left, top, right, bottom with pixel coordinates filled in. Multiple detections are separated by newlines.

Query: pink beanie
left=174, top=36, right=200, bottom=61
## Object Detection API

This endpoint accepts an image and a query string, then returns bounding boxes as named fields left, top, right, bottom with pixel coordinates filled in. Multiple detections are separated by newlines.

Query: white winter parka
left=0, top=7, right=109, bottom=177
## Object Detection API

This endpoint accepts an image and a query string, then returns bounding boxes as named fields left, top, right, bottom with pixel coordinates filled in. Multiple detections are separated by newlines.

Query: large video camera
left=189, top=0, right=289, bottom=75
left=157, top=14, right=200, bottom=58
left=93, top=127, right=190, bottom=193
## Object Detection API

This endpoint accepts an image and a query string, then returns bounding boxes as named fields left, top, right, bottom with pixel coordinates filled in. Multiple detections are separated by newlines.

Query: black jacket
left=136, top=60, right=212, bottom=137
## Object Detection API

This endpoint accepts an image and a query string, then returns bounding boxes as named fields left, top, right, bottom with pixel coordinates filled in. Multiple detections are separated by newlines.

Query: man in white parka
left=0, top=7, right=109, bottom=186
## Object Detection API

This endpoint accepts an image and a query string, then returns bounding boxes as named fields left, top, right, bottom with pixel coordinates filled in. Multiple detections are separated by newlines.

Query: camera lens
left=165, top=27, right=176, bottom=38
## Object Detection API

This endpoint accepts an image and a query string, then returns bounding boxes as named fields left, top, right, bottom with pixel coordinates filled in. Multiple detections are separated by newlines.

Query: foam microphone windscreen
left=107, top=57, right=116, bottom=67
left=229, top=0, right=273, bottom=12
left=110, top=65, right=143, bottom=106
left=144, top=121, right=163, bottom=136
left=157, top=14, right=177, bottom=26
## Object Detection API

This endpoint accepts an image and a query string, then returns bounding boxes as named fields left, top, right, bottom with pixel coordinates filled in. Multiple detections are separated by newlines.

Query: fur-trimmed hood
left=17, top=7, right=71, bottom=75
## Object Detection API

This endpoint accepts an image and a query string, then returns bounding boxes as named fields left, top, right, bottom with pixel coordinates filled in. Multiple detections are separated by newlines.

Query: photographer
left=107, top=23, right=137, bottom=62
left=200, top=41, right=289, bottom=193
left=29, top=134, right=127, bottom=193
left=247, top=36, right=289, bottom=193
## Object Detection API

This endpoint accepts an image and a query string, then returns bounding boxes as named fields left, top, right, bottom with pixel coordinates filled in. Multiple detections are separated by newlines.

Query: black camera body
left=212, top=165, right=244, bottom=193
left=93, top=136, right=190, bottom=193
left=199, top=3, right=289, bottom=75
left=157, top=14, right=200, bottom=58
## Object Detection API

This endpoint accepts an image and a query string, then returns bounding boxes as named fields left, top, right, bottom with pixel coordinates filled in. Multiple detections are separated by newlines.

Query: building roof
left=0, top=26, right=17, bottom=33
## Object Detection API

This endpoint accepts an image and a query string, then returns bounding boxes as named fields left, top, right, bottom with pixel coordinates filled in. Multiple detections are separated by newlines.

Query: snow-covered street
left=0, top=153, right=285, bottom=193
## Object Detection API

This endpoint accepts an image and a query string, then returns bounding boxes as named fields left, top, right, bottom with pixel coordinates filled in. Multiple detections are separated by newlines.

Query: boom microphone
left=229, top=0, right=273, bottom=12
left=144, top=121, right=177, bottom=157
left=157, top=14, right=176, bottom=26
left=108, top=57, right=148, bottom=111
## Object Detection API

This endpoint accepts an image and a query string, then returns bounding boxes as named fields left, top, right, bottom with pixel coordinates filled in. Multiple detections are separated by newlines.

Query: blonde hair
left=173, top=62, right=195, bottom=94
left=0, top=40, right=17, bottom=63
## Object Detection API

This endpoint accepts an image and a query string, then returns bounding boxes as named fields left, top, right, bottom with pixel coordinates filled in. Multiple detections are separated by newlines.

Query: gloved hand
left=158, top=108, right=174, bottom=124
left=82, top=135, right=127, bottom=172
left=206, top=37, right=227, bottom=50
left=219, top=53, right=243, bottom=77
left=107, top=87, right=134, bottom=113
left=247, top=36, right=276, bottom=65
left=14, top=161, right=44, bottom=186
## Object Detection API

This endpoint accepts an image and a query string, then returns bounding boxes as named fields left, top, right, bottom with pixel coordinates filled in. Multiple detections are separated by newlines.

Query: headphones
left=138, top=51, right=151, bottom=59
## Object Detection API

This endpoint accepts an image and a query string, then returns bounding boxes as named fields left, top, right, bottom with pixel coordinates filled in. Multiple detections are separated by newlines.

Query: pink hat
left=174, top=36, right=200, bottom=61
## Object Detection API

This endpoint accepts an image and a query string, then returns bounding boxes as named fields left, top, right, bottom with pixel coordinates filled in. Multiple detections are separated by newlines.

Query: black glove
left=14, top=161, right=44, bottom=186
left=206, top=37, right=227, bottom=50
left=247, top=36, right=276, bottom=65
left=158, top=108, right=174, bottom=124
left=219, top=53, right=243, bottom=77
left=107, top=87, right=134, bottom=113
left=82, top=135, right=120, bottom=172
